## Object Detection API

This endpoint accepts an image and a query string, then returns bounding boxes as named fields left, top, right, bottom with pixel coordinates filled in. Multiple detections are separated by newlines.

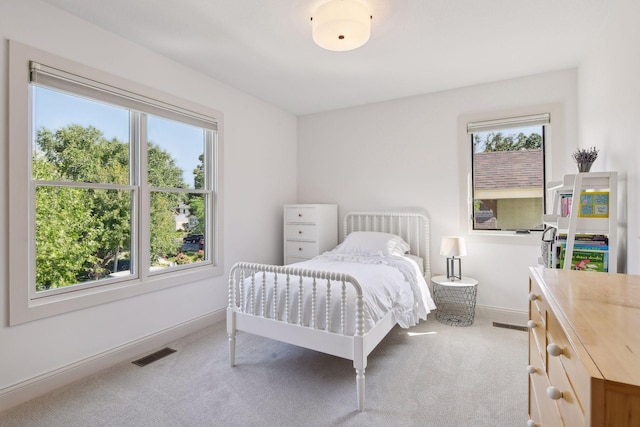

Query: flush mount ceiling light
left=311, top=0, right=372, bottom=51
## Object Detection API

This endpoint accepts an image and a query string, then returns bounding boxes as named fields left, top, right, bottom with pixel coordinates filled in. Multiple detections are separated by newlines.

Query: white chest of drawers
left=284, top=204, right=337, bottom=265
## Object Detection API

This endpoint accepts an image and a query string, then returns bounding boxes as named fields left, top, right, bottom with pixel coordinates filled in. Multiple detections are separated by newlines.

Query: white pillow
left=333, top=231, right=410, bottom=257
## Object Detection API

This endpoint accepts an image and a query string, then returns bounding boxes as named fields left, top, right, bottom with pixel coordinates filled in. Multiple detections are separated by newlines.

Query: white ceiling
left=40, top=0, right=609, bottom=115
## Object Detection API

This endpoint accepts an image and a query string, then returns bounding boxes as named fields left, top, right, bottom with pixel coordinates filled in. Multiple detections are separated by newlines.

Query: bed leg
left=356, top=368, right=365, bottom=411
left=354, top=334, right=366, bottom=411
left=227, top=307, right=236, bottom=367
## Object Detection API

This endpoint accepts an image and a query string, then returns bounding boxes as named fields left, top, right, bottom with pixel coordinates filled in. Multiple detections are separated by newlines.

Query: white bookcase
left=283, top=204, right=338, bottom=265
left=543, top=172, right=617, bottom=273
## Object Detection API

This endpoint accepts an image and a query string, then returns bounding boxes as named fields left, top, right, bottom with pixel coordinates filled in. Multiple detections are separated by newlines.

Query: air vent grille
left=492, top=322, right=527, bottom=332
left=132, top=347, right=177, bottom=367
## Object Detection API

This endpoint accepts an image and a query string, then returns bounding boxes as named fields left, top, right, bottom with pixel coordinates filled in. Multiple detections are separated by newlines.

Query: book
left=578, top=191, right=609, bottom=218
left=559, top=247, right=608, bottom=272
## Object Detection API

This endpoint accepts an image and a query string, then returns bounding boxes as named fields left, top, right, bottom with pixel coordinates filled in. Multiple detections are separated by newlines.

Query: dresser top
left=530, top=267, right=640, bottom=387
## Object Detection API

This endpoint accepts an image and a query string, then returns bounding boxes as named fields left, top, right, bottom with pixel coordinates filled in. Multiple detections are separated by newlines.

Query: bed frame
left=227, top=211, right=430, bottom=411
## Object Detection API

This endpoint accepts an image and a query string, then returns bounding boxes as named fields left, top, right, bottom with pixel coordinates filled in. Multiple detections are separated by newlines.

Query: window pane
left=149, top=192, right=207, bottom=270
left=32, top=86, right=130, bottom=185
left=472, top=125, right=544, bottom=231
left=147, top=115, right=205, bottom=189
left=35, top=186, right=133, bottom=291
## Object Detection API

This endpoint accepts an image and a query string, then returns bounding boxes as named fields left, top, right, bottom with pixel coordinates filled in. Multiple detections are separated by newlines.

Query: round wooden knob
left=528, top=292, right=538, bottom=301
left=298, top=248, right=303, bottom=251
left=547, top=343, right=563, bottom=357
left=298, top=213, right=302, bottom=217
left=526, top=365, right=536, bottom=375
left=298, top=230, right=302, bottom=234
left=546, top=386, right=562, bottom=400
left=527, top=320, right=537, bottom=329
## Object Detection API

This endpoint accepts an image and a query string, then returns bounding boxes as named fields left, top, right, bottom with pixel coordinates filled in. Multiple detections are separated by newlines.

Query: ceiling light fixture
left=311, top=0, right=372, bottom=52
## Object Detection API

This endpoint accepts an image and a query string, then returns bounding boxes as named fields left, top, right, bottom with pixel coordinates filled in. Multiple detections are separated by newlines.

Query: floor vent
left=492, top=322, right=528, bottom=332
left=132, top=347, right=177, bottom=367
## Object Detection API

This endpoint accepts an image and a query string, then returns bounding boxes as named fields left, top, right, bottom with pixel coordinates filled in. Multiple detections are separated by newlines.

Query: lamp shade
left=311, top=0, right=371, bottom=51
left=440, top=237, right=467, bottom=257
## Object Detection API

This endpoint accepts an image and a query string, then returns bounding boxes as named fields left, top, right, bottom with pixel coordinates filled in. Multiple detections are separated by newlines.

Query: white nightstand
left=431, top=275, right=478, bottom=326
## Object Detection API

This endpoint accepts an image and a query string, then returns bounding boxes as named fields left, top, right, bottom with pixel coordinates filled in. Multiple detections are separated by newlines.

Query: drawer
left=285, top=256, right=309, bottom=264
left=548, top=349, right=585, bottom=427
left=529, top=278, right=547, bottom=327
left=286, top=241, right=318, bottom=259
left=547, top=312, right=591, bottom=416
left=529, top=348, right=562, bottom=427
left=285, top=224, right=318, bottom=241
left=285, top=207, right=317, bottom=223
left=529, top=303, right=546, bottom=365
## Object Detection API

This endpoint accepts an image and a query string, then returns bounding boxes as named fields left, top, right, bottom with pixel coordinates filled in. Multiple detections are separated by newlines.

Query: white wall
left=578, top=0, right=640, bottom=274
left=0, top=0, right=296, bottom=408
left=297, top=70, right=579, bottom=318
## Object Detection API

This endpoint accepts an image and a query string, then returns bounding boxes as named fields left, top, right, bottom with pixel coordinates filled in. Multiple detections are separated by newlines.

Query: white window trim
left=457, top=103, right=563, bottom=242
left=9, top=41, right=224, bottom=325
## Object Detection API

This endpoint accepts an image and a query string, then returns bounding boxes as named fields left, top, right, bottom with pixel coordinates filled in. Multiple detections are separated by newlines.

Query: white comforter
left=238, top=253, right=435, bottom=334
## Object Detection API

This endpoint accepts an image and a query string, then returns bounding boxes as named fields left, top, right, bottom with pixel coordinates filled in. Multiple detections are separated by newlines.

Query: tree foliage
left=474, top=131, right=542, bottom=153
left=34, top=124, right=198, bottom=290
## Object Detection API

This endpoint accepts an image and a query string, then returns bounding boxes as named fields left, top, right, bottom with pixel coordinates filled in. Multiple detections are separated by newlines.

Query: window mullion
left=136, top=112, right=150, bottom=280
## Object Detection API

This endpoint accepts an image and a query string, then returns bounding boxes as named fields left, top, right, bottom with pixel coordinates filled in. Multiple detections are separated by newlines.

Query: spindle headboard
left=343, top=211, right=430, bottom=278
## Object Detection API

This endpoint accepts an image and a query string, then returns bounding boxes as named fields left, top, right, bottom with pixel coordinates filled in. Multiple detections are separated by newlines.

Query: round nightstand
left=431, top=275, right=479, bottom=326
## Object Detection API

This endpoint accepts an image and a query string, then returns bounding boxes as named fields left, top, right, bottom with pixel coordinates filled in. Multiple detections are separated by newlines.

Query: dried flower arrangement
left=572, top=147, right=599, bottom=163
left=572, top=147, right=599, bottom=172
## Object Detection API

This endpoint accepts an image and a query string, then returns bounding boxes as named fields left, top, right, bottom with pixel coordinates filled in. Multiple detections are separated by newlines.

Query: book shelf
left=543, top=172, right=617, bottom=273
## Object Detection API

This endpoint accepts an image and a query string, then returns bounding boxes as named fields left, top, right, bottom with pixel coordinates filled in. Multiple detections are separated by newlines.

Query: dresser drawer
left=548, top=348, right=585, bottom=427
left=285, top=224, right=318, bottom=241
left=547, top=311, right=591, bottom=416
left=529, top=278, right=547, bottom=327
left=286, top=241, right=318, bottom=259
left=529, top=301, right=546, bottom=364
left=285, top=207, right=317, bottom=223
left=529, top=345, right=562, bottom=427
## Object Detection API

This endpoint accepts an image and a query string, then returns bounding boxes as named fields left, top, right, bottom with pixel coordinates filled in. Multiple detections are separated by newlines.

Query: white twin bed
left=227, top=211, right=435, bottom=411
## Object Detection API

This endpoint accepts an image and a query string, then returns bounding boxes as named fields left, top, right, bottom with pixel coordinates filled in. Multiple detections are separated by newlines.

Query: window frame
left=458, top=104, right=563, bottom=239
left=9, top=41, right=224, bottom=325
left=469, top=114, right=548, bottom=232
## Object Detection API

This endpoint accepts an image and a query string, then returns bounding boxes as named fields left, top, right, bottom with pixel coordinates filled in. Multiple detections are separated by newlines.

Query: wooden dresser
left=283, top=204, right=337, bottom=265
left=528, top=267, right=640, bottom=426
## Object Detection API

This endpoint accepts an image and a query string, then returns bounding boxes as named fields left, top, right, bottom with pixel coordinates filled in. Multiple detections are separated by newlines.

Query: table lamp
left=440, top=237, right=467, bottom=281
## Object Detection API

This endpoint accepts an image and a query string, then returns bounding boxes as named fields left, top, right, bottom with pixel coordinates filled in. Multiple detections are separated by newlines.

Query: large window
left=9, top=42, right=222, bottom=324
left=468, top=114, right=548, bottom=232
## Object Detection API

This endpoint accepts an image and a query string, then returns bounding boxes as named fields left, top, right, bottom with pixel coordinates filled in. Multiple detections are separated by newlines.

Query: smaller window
left=468, top=114, right=548, bottom=232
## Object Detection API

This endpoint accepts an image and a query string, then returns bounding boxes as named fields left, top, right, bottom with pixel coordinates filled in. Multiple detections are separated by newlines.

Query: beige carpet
left=0, top=314, right=528, bottom=426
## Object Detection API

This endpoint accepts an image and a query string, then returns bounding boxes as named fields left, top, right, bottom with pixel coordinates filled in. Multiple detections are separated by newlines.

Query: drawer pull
left=298, top=213, right=302, bottom=217
left=547, top=343, right=563, bottom=357
left=298, top=230, right=303, bottom=234
left=527, top=320, right=537, bottom=329
left=528, top=292, right=538, bottom=302
left=546, top=386, right=563, bottom=400
left=526, top=420, right=537, bottom=427
left=298, top=247, right=303, bottom=251
left=526, top=365, right=537, bottom=375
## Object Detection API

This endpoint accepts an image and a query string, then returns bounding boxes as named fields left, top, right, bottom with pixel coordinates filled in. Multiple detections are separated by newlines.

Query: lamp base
left=446, top=257, right=462, bottom=281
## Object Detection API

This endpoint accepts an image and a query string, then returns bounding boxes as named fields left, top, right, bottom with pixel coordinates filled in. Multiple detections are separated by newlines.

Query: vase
left=576, top=161, right=593, bottom=172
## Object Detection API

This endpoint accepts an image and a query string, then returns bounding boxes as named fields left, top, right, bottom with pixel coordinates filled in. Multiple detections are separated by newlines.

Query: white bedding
left=237, top=253, right=435, bottom=335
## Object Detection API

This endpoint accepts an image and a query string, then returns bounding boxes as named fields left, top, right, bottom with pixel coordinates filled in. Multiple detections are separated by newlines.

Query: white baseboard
left=475, top=305, right=528, bottom=327
left=0, top=309, right=225, bottom=412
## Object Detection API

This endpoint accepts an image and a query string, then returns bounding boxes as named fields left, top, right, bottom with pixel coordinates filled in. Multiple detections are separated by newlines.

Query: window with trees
left=468, top=114, right=548, bottom=232
left=9, top=42, right=222, bottom=324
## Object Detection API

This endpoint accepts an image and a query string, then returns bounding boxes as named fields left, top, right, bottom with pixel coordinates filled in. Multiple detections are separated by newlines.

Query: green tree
left=33, top=157, right=100, bottom=290
left=474, top=131, right=542, bottom=153
left=34, top=124, right=188, bottom=288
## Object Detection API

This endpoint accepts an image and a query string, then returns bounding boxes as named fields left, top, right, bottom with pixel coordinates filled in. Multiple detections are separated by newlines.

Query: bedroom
left=1, top=0, right=639, bottom=423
